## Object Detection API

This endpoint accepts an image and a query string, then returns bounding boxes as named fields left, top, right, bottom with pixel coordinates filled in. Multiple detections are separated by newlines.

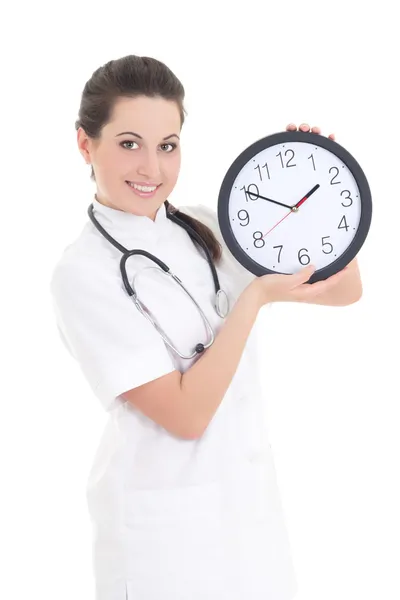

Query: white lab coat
left=50, top=196, right=298, bottom=600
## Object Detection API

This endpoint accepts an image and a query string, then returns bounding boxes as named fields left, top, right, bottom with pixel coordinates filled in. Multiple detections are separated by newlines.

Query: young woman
left=50, top=54, right=362, bottom=600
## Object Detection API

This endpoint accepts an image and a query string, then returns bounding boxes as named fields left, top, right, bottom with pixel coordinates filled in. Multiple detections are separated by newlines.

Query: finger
left=295, top=270, right=346, bottom=298
left=299, top=123, right=310, bottom=132
left=311, top=126, right=321, bottom=134
left=286, top=123, right=297, bottom=131
left=292, top=286, right=326, bottom=302
left=329, top=133, right=336, bottom=140
left=312, top=270, right=347, bottom=290
left=292, top=283, right=324, bottom=299
left=289, top=265, right=316, bottom=287
left=293, top=281, right=331, bottom=300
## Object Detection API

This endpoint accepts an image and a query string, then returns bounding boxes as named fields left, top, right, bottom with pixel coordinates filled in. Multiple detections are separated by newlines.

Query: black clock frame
left=217, top=130, right=372, bottom=283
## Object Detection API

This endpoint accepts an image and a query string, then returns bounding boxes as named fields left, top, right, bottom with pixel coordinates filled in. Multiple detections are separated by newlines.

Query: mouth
left=126, top=181, right=161, bottom=198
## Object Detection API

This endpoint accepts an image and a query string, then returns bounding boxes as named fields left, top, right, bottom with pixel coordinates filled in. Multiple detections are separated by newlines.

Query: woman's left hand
left=286, top=122, right=335, bottom=141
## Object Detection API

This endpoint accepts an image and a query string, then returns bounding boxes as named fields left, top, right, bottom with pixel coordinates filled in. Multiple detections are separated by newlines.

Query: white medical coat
left=50, top=196, right=298, bottom=600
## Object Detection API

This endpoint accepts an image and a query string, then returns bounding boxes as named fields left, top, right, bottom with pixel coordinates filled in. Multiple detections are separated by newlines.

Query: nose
left=136, top=149, right=162, bottom=181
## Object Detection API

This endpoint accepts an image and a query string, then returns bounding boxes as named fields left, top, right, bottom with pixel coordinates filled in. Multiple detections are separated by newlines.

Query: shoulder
left=50, top=218, right=121, bottom=288
left=50, top=236, right=119, bottom=307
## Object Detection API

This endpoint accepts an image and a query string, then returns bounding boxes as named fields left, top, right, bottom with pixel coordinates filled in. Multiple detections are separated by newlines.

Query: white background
left=1, top=1, right=399, bottom=599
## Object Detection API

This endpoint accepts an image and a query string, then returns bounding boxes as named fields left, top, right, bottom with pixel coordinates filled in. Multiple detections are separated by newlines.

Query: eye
left=120, top=140, right=139, bottom=150
left=160, top=143, right=177, bottom=153
left=120, top=141, right=177, bottom=152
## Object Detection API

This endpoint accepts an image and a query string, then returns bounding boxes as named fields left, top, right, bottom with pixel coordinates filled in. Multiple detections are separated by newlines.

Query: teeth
left=128, top=182, right=158, bottom=192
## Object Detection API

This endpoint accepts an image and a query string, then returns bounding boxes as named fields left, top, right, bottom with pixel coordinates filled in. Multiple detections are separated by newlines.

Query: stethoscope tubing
left=87, top=202, right=228, bottom=358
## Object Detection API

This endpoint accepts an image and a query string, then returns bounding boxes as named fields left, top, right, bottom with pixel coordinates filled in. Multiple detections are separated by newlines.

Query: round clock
left=217, top=131, right=372, bottom=283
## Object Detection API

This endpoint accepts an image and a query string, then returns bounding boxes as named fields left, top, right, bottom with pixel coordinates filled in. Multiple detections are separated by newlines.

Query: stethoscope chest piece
left=215, top=289, right=229, bottom=318
left=87, top=202, right=229, bottom=358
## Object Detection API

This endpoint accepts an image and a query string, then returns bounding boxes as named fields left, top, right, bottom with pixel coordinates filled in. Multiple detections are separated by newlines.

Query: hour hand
left=244, top=189, right=293, bottom=210
left=293, top=184, right=320, bottom=209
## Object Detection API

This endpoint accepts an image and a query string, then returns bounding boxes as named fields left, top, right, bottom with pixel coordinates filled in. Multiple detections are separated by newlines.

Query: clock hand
left=244, top=189, right=293, bottom=210
left=262, top=183, right=321, bottom=238
left=292, top=184, right=320, bottom=210
left=262, top=209, right=292, bottom=238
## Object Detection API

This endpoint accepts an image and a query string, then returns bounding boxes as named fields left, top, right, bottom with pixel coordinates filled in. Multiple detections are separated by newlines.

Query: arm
left=296, top=258, right=362, bottom=306
left=179, top=283, right=261, bottom=437
left=123, top=282, right=262, bottom=440
left=123, top=263, right=348, bottom=439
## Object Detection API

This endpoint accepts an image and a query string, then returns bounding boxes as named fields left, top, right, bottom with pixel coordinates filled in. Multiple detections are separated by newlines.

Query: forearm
left=180, top=282, right=262, bottom=437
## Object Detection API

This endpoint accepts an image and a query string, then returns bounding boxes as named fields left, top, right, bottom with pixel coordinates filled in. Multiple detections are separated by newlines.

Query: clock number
left=308, top=153, right=316, bottom=171
left=329, top=166, right=341, bottom=185
left=237, top=209, right=249, bottom=226
left=255, top=162, right=271, bottom=180
left=276, top=149, right=296, bottom=168
left=240, top=183, right=259, bottom=202
left=298, top=248, right=311, bottom=265
left=341, top=190, right=353, bottom=207
left=273, top=245, right=283, bottom=263
left=338, top=215, right=350, bottom=232
left=253, top=231, right=266, bottom=249
left=321, top=236, right=334, bottom=254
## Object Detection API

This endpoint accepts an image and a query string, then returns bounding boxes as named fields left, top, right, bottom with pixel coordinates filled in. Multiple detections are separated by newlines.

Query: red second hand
left=262, top=209, right=292, bottom=239
left=262, top=184, right=320, bottom=238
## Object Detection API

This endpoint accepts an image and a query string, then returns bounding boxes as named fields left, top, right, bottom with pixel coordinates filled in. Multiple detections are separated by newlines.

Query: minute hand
left=244, top=190, right=293, bottom=210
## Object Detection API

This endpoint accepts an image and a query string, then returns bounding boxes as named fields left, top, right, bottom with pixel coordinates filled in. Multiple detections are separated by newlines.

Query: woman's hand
left=272, top=122, right=361, bottom=307
left=251, top=264, right=350, bottom=307
left=286, top=122, right=335, bottom=140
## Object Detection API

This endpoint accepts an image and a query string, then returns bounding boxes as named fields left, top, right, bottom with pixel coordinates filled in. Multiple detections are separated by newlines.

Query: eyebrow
left=115, top=131, right=180, bottom=141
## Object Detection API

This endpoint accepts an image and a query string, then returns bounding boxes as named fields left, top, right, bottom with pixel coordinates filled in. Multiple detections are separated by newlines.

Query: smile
left=126, top=182, right=159, bottom=192
left=126, top=181, right=161, bottom=198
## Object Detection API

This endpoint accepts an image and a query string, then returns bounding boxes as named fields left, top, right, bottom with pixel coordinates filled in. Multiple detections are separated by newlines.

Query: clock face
left=218, top=131, right=372, bottom=282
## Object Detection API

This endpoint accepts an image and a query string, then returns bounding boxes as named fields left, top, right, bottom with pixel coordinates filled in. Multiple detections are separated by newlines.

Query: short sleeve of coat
left=50, top=258, right=177, bottom=412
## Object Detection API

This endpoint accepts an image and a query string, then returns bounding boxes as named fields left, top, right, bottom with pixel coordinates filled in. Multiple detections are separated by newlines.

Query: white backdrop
left=1, top=1, right=399, bottom=599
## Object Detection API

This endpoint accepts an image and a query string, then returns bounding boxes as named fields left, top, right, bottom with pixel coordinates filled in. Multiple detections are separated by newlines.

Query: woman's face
left=77, top=95, right=182, bottom=220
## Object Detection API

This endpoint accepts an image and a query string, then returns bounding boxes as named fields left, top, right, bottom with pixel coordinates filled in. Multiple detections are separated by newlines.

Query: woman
left=50, top=54, right=362, bottom=600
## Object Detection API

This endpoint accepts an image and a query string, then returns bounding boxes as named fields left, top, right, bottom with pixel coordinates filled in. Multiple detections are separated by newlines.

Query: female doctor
left=50, top=55, right=363, bottom=600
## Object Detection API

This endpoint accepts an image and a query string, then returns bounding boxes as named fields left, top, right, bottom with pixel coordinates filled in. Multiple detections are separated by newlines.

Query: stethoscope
left=87, top=201, right=229, bottom=359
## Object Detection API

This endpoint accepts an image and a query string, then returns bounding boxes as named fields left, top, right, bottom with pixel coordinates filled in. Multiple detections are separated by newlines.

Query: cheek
left=105, top=150, right=134, bottom=184
left=98, top=152, right=130, bottom=190
left=167, top=154, right=181, bottom=181
left=98, top=148, right=123, bottom=172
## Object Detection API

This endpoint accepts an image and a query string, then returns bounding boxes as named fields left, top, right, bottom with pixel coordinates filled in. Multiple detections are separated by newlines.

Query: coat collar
left=90, top=194, right=170, bottom=243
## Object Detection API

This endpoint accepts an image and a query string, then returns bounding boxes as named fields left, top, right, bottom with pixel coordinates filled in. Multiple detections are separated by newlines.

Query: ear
left=77, top=127, right=92, bottom=165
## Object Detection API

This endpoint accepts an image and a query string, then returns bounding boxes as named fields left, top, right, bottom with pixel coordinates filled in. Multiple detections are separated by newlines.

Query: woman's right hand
left=251, top=264, right=348, bottom=306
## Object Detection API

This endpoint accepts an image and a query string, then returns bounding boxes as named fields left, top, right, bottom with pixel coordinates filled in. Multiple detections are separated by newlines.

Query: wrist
left=243, top=278, right=265, bottom=312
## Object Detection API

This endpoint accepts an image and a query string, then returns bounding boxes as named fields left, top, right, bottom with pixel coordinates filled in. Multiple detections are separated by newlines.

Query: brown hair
left=75, top=55, right=222, bottom=262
